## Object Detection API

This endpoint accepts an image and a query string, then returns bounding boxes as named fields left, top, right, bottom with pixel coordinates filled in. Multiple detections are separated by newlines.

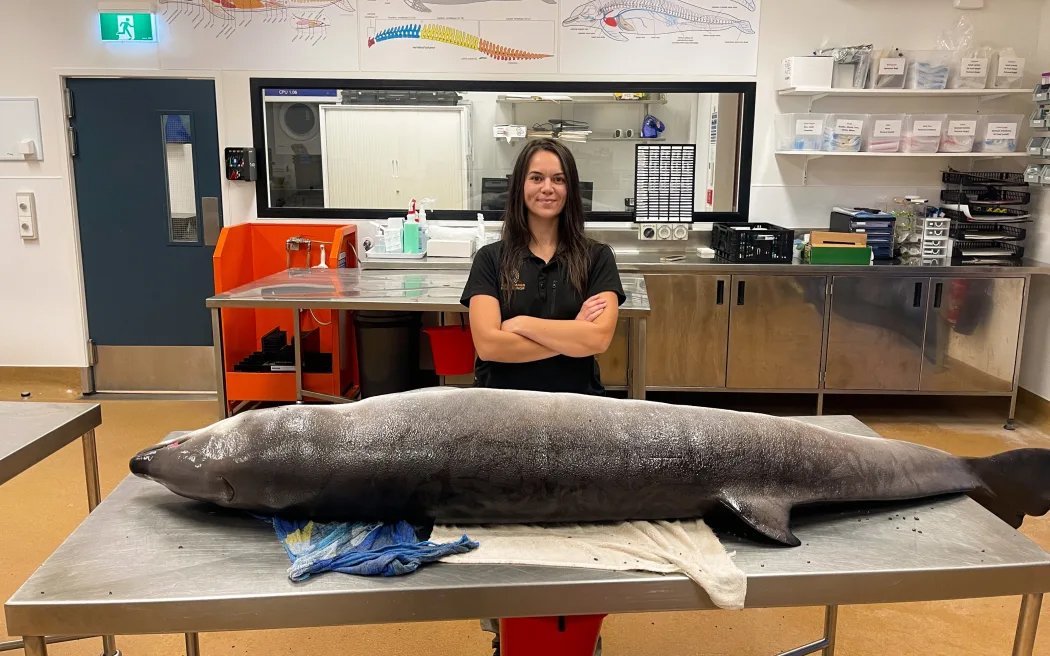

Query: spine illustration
left=368, top=23, right=551, bottom=60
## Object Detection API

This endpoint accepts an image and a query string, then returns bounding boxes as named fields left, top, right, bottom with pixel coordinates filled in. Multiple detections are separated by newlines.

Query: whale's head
left=130, top=412, right=264, bottom=508
left=562, top=0, right=602, bottom=26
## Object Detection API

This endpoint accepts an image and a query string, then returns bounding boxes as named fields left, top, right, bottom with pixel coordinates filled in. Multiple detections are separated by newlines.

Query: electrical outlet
left=638, top=223, right=690, bottom=241
left=16, top=192, right=37, bottom=240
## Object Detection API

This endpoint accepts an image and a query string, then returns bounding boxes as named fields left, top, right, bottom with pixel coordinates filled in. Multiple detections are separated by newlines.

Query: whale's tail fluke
left=967, top=448, right=1050, bottom=528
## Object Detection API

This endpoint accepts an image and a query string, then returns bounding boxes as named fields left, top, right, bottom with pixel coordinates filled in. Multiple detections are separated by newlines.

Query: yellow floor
left=0, top=374, right=1047, bottom=655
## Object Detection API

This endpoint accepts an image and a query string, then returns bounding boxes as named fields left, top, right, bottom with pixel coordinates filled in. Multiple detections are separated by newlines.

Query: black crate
left=940, top=188, right=1031, bottom=207
left=949, top=223, right=1027, bottom=241
left=942, top=169, right=1028, bottom=187
left=940, top=207, right=1031, bottom=222
left=712, top=223, right=794, bottom=263
left=951, top=240, right=1024, bottom=265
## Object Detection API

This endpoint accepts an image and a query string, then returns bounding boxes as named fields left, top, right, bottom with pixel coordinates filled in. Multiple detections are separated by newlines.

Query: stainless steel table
left=6, top=416, right=1047, bottom=656
left=206, top=268, right=651, bottom=416
left=0, top=402, right=118, bottom=656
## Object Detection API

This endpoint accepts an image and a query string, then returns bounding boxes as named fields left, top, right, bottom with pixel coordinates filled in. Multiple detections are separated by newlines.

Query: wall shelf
left=496, top=95, right=667, bottom=105
left=778, top=87, right=1031, bottom=98
left=776, top=151, right=1028, bottom=158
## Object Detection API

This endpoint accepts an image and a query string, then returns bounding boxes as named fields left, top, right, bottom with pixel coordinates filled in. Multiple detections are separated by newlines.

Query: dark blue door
left=69, top=78, right=221, bottom=351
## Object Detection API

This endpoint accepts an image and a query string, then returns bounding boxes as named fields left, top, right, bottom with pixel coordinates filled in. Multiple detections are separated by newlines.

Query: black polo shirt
left=460, top=240, right=626, bottom=395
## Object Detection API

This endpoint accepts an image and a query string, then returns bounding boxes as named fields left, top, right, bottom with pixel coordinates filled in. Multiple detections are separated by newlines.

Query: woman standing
left=461, top=138, right=625, bottom=395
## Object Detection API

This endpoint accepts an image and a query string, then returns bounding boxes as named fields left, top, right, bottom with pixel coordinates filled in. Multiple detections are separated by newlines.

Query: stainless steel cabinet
left=825, top=276, right=929, bottom=390
left=920, top=277, right=1025, bottom=392
left=727, top=275, right=826, bottom=389
left=644, top=274, right=730, bottom=388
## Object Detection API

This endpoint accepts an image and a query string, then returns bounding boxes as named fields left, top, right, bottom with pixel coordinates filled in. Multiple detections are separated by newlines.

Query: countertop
left=361, top=251, right=1050, bottom=275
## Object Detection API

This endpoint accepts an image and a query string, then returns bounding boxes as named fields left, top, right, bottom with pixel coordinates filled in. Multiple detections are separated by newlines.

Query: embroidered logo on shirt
left=500, top=270, right=526, bottom=292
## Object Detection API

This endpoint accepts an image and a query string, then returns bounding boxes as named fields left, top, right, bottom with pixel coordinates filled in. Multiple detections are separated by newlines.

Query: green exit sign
left=100, top=12, right=155, bottom=42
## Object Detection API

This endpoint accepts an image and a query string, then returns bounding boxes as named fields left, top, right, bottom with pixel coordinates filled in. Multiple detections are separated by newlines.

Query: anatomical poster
left=358, top=0, right=558, bottom=73
left=157, top=0, right=360, bottom=71
left=558, top=0, right=760, bottom=75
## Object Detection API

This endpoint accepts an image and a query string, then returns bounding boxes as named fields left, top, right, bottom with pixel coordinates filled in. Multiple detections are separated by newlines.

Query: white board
left=0, top=98, right=42, bottom=161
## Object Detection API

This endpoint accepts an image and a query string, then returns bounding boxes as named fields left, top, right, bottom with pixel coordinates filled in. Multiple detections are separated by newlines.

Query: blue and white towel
left=271, top=518, right=478, bottom=581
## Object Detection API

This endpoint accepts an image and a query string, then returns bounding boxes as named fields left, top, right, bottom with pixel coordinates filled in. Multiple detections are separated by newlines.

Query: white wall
left=0, top=0, right=1047, bottom=373
left=1018, top=0, right=1050, bottom=401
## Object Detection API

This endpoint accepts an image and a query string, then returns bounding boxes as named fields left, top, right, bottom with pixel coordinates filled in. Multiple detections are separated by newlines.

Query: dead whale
left=130, top=388, right=1050, bottom=546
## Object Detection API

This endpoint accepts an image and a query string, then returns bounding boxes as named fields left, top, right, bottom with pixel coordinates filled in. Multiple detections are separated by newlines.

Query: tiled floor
left=0, top=373, right=1047, bottom=655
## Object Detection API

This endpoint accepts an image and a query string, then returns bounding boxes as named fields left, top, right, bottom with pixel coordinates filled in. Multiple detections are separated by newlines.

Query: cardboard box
left=807, top=231, right=871, bottom=265
left=779, top=56, right=834, bottom=90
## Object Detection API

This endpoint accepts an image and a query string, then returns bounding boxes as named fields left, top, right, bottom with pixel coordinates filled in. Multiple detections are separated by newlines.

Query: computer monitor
left=481, top=177, right=594, bottom=212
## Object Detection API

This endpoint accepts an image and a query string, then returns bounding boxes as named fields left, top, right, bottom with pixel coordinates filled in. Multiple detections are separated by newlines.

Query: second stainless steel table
left=206, top=268, right=651, bottom=416
left=0, top=401, right=117, bottom=656
left=6, top=416, right=1047, bottom=655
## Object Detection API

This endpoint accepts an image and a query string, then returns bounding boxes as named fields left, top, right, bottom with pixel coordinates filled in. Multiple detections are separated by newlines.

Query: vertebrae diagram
left=368, top=23, right=552, bottom=60
left=562, top=0, right=754, bottom=41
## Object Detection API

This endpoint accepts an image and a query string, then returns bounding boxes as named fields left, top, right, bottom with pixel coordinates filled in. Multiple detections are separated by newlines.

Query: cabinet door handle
left=716, top=279, right=724, bottom=305
left=933, top=282, right=944, bottom=309
left=737, top=280, right=746, bottom=306
left=913, top=282, right=923, bottom=308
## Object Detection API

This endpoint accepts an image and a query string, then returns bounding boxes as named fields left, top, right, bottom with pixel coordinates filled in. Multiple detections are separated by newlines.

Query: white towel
left=431, top=520, right=746, bottom=610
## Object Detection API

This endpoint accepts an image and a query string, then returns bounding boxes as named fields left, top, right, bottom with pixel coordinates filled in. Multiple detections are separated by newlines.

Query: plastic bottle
left=476, top=212, right=486, bottom=247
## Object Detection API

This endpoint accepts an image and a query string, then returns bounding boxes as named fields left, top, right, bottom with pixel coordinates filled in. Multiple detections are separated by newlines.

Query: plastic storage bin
left=940, top=115, right=978, bottom=153
left=775, top=113, right=827, bottom=151
left=869, top=49, right=907, bottom=89
left=902, top=114, right=946, bottom=153
left=712, top=223, right=794, bottom=263
left=354, top=311, right=421, bottom=398
left=905, top=50, right=952, bottom=89
left=863, top=114, right=905, bottom=152
left=822, top=114, right=867, bottom=152
left=974, top=115, right=1023, bottom=152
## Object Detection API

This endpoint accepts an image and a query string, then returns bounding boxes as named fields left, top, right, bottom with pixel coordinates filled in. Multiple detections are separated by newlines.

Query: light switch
left=16, top=192, right=37, bottom=240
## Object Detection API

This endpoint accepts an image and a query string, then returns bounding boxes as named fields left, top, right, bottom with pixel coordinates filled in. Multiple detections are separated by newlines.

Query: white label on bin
left=947, top=120, right=978, bottom=137
left=878, top=58, right=906, bottom=75
left=960, top=58, right=988, bottom=78
left=987, top=122, right=1018, bottom=139
left=795, top=119, right=823, bottom=135
left=873, top=120, right=902, bottom=137
left=835, top=119, right=864, bottom=135
left=913, top=120, right=943, bottom=137
left=997, top=57, right=1024, bottom=77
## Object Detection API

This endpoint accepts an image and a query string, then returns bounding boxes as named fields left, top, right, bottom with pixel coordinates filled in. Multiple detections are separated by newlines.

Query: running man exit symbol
left=99, top=12, right=155, bottom=42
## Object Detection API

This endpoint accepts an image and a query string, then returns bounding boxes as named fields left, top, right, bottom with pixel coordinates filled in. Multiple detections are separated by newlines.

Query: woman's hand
left=575, top=294, right=607, bottom=323
left=501, top=315, right=527, bottom=334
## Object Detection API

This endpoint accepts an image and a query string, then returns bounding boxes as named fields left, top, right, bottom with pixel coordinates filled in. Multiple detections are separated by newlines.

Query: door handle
left=933, top=282, right=943, bottom=309
left=202, top=197, right=221, bottom=246
left=913, top=282, right=923, bottom=308
left=737, top=280, right=746, bottom=306
left=716, top=279, right=724, bottom=305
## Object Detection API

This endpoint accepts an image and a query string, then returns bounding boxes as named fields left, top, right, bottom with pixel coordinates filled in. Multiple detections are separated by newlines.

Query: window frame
left=250, top=77, right=756, bottom=223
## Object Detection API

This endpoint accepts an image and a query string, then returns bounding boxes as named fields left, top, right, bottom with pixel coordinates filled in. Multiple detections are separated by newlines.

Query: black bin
left=353, top=311, right=421, bottom=398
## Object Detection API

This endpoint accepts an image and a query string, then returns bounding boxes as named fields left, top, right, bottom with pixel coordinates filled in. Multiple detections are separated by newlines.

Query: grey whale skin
left=130, top=388, right=1050, bottom=546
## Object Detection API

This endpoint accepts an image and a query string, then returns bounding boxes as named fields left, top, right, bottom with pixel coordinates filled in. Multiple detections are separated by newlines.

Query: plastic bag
left=813, top=44, right=872, bottom=88
left=992, top=48, right=1025, bottom=89
left=905, top=50, right=952, bottom=90
left=870, top=48, right=907, bottom=89
left=937, top=16, right=991, bottom=89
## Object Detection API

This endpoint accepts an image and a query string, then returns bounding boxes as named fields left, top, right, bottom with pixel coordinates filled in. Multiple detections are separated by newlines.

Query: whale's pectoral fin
left=720, top=495, right=800, bottom=546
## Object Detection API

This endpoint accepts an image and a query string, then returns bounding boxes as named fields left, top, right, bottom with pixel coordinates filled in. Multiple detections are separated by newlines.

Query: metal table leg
left=293, top=307, right=305, bottom=403
left=186, top=632, right=201, bottom=656
left=211, top=307, right=228, bottom=418
left=775, top=605, right=837, bottom=656
left=628, top=317, right=647, bottom=400
left=81, top=429, right=102, bottom=512
left=21, top=637, right=46, bottom=656
left=1012, top=593, right=1043, bottom=656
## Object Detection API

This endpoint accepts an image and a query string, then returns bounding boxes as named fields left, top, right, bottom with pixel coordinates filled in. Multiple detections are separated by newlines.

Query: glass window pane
left=162, top=114, right=198, bottom=243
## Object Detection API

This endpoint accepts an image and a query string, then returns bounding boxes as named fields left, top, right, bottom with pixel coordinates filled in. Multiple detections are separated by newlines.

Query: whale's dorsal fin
left=720, top=495, right=800, bottom=546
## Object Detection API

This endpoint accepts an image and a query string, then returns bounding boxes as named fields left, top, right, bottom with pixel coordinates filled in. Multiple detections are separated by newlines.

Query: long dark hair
left=500, top=138, right=592, bottom=304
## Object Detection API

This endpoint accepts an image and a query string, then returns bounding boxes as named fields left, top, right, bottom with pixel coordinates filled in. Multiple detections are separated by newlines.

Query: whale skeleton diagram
left=562, top=0, right=754, bottom=41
